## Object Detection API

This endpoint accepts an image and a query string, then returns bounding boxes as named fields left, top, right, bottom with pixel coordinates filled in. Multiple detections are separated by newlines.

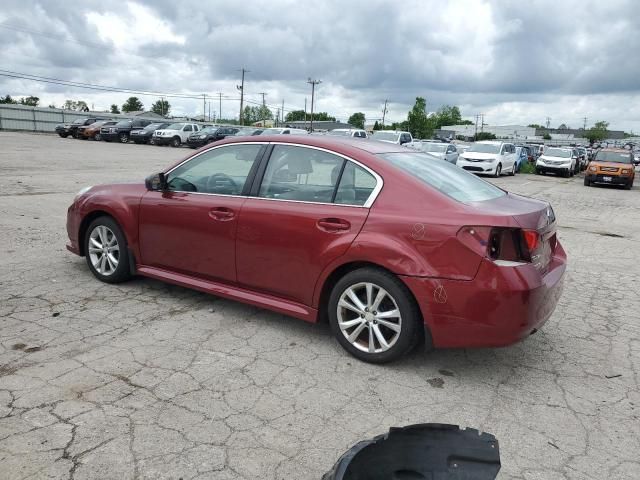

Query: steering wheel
left=206, top=173, right=238, bottom=193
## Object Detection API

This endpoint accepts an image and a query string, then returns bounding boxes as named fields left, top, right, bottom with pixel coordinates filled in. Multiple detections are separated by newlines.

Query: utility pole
left=304, top=97, right=307, bottom=128
left=208, top=102, right=211, bottom=122
left=237, top=68, right=249, bottom=125
left=480, top=113, right=485, bottom=133
left=474, top=114, right=479, bottom=138
left=259, top=92, right=267, bottom=126
left=583, top=117, right=588, bottom=130
left=275, top=108, right=280, bottom=127
left=545, top=117, right=551, bottom=129
left=307, top=78, right=322, bottom=132
left=281, top=99, right=284, bottom=125
left=217, top=92, right=223, bottom=122
left=381, top=99, right=388, bottom=127
left=202, top=94, right=206, bottom=122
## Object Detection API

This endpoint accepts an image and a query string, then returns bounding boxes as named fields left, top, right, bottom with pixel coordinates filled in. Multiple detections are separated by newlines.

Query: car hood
left=155, top=129, right=180, bottom=134
left=83, top=182, right=147, bottom=200
left=539, top=155, right=571, bottom=162
left=461, top=152, right=498, bottom=160
left=376, top=139, right=400, bottom=144
left=423, top=151, right=445, bottom=159
left=589, top=161, right=631, bottom=168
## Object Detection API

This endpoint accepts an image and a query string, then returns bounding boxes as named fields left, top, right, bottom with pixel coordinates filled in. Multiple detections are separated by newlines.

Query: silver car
left=415, top=141, right=459, bottom=164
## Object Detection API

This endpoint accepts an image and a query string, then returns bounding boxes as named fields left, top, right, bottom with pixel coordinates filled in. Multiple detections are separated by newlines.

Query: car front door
left=235, top=144, right=378, bottom=306
left=138, top=143, right=265, bottom=283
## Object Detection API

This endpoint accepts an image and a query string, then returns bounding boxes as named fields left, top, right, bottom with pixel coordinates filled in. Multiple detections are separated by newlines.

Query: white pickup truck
left=370, top=130, right=413, bottom=145
left=153, top=122, right=201, bottom=147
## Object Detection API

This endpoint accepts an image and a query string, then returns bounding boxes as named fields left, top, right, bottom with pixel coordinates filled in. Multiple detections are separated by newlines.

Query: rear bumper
left=401, top=243, right=567, bottom=348
left=585, top=174, right=631, bottom=185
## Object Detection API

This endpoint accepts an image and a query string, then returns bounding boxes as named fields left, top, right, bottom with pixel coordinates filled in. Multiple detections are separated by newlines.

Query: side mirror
left=145, top=172, right=168, bottom=191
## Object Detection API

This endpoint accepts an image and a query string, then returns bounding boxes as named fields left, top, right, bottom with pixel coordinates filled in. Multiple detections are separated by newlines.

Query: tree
left=348, top=112, right=366, bottom=129
left=284, top=110, right=336, bottom=123
left=63, top=100, right=77, bottom=110
left=151, top=99, right=170, bottom=116
left=585, top=121, right=609, bottom=143
left=459, top=119, right=474, bottom=125
left=373, top=120, right=380, bottom=130
left=543, top=133, right=552, bottom=140
left=406, top=97, right=430, bottom=138
left=19, top=96, right=39, bottom=107
left=528, top=124, right=544, bottom=129
left=0, top=95, right=17, bottom=104
left=110, top=104, right=120, bottom=114
left=122, top=96, right=144, bottom=113
left=432, top=105, right=463, bottom=128
left=76, top=100, right=89, bottom=112
left=557, top=123, right=568, bottom=130
left=475, top=132, right=497, bottom=141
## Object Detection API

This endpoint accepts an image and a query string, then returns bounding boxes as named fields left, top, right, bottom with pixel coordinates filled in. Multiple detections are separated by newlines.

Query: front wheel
left=493, top=163, right=502, bottom=177
left=84, top=217, right=131, bottom=284
left=584, top=177, right=591, bottom=186
left=94, top=133, right=101, bottom=141
left=328, top=268, right=422, bottom=363
left=171, top=136, right=181, bottom=147
left=118, top=133, right=129, bottom=144
left=149, top=137, right=156, bottom=145
left=509, top=163, right=516, bottom=176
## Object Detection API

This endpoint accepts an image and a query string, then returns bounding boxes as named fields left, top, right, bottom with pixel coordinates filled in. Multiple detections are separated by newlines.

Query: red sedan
left=66, top=136, right=566, bottom=363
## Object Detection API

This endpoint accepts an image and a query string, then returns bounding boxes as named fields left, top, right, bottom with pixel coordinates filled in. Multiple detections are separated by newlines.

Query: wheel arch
left=78, top=209, right=130, bottom=256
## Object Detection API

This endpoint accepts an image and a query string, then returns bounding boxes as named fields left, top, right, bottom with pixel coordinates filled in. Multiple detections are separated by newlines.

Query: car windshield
left=467, top=143, right=500, bottom=154
left=260, top=128, right=285, bottom=135
left=419, top=143, right=448, bottom=153
left=371, top=131, right=400, bottom=142
left=595, top=151, right=632, bottom=163
left=200, top=127, right=217, bottom=134
left=327, top=130, right=352, bottom=136
left=167, top=123, right=185, bottom=130
left=380, top=152, right=506, bottom=203
left=144, top=123, right=164, bottom=131
left=545, top=148, right=572, bottom=158
left=115, top=120, right=132, bottom=127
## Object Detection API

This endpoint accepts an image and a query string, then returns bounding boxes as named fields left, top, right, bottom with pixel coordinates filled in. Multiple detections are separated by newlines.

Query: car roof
left=476, top=140, right=503, bottom=145
left=599, top=148, right=628, bottom=153
left=214, top=134, right=410, bottom=154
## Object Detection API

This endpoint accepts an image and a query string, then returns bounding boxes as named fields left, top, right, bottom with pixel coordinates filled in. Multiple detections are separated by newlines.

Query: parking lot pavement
left=0, top=131, right=639, bottom=479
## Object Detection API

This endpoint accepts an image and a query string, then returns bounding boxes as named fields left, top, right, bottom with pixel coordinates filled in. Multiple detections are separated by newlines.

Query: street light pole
left=307, top=78, right=321, bottom=132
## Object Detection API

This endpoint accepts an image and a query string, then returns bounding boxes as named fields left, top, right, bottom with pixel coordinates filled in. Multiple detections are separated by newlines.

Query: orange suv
left=584, top=148, right=635, bottom=190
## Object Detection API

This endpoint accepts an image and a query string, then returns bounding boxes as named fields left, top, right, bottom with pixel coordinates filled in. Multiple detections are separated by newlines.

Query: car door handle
left=317, top=218, right=350, bottom=232
left=209, top=207, right=235, bottom=221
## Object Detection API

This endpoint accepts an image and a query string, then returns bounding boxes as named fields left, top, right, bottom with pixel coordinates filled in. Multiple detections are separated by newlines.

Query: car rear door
left=235, top=144, right=378, bottom=306
left=138, top=143, right=265, bottom=283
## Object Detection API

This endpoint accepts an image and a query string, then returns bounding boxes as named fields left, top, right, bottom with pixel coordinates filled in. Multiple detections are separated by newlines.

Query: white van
left=457, top=141, right=518, bottom=177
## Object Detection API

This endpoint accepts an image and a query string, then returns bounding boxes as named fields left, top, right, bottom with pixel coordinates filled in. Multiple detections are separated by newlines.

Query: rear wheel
left=118, top=132, right=129, bottom=144
left=493, top=163, right=502, bottom=177
left=171, top=136, right=181, bottom=147
left=84, top=217, right=131, bottom=284
left=328, top=268, right=422, bottom=363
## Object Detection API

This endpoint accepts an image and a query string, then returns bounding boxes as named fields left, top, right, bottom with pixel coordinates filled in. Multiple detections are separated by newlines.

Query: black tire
left=94, top=133, right=102, bottom=141
left=171, top=136, right=181, bottom=147
left=493, top=163, right=502, bottom=178
left=58, top=133, right=68, bottom=138
left=84, top=216, right=131, bottom=284
left=584, top=177, right=591, bottom=186
left=624, top=180, right=633, bottom=190
left=328, top=268, right=422, bottom=364
left=118, top=132, right=129, bottom=144
left=536, top=168, right=542, bottom=175
left=508, top=163, right=516, bottom=176
left=149, top=137, right=156, bottom=145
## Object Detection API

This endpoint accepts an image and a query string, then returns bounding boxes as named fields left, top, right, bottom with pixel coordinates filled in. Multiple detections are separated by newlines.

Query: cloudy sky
left=2, top=0, right=640, bottom=131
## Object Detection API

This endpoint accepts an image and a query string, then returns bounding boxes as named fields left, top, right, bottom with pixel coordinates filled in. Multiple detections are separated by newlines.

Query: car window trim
left=164, top=142, right=268, bottom=196
left=252, top=142, right=383, bottom=208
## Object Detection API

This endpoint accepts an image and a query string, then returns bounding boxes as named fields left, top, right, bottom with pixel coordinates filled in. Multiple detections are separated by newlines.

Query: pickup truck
left=153, top=122, right=202, bottom=147
left=100, top=118, right=153, bottom=143
left=370, top=130, right=413, bottom=145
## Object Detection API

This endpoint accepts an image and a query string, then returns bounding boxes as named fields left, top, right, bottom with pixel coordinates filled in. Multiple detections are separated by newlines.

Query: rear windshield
left=115, top=120, right=132, bottom=127
left=371, top=131, right=400, bottom=142
left=379, top=152, right=506, bottom=203
left=595, top=151, right=631, bottom=163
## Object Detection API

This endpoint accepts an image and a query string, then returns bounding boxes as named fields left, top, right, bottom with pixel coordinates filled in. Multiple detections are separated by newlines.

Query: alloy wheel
left=337, top=282, right=402, bottom=353
left=88, top=225, right=120, bottom=276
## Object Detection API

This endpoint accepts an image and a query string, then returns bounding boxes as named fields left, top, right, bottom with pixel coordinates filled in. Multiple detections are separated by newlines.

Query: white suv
left=154, top=122, right=201, bottom=147
left=535, top=147, right=578, bottom=177
left=370, top=130, right=413, bottom=145
left=326, top=128, right=368, bottom=138
left=457, top=141, right=518, bottom=177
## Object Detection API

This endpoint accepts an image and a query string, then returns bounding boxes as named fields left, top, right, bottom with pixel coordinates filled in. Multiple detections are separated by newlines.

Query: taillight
left=457, top=226, right=539, bottom=264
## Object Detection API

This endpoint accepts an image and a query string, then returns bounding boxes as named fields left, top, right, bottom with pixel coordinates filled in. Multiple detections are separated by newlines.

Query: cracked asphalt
left=1, top=131, right=639, bottom=479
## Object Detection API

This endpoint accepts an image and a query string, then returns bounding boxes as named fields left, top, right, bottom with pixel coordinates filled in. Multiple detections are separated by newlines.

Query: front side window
left=167, top=144, right=263, bottom=195
left=184, top=125, right=193, bottom=132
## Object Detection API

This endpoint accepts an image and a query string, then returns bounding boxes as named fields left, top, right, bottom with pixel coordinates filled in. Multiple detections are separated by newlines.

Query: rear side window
left=335, top=162, right=377, bottom=206
left=380, top=152, right=506, bottom=203
left=259, top=145, right=343, bottom=203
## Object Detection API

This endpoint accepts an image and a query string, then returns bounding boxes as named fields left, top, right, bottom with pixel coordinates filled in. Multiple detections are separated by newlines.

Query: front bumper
left=536, top=163, right=571, bottom=174
left=401, top=243, right=567, bottom=349
left=66, top=203, right=82, bottom=256
left=100, top=132, right=120, bottom=141
left=187, top=138, right=208, bottom=148
left=153, top=136, right=172, bottom=145
left=585, top=174, right=631, bottom=185
left=459, top=161, right=497, bottom=174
